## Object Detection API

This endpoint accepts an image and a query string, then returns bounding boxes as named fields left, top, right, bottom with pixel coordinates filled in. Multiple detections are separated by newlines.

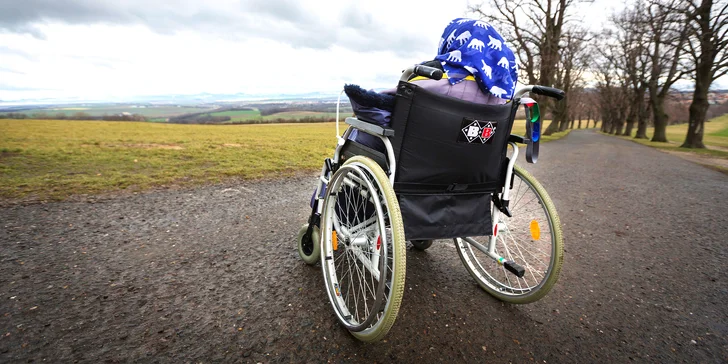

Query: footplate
left=504, top=260, right=525, bottom=278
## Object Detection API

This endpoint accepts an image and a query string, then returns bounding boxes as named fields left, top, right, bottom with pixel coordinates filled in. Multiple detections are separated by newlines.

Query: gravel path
left=1, top=129, right=726, bottom=363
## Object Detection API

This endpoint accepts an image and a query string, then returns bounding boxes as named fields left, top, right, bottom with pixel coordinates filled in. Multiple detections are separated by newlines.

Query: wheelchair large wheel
left=456, top=164, right=563, bottom=304
left=320, top=156, right=406, bottom=342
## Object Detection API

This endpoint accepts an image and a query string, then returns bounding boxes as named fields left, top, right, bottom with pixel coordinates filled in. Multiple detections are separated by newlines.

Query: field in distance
left=208, top=109, right=339, bottom=122
left=0, top=118, right=571, bottom=201
left=5, top=105, right=214, bottom=118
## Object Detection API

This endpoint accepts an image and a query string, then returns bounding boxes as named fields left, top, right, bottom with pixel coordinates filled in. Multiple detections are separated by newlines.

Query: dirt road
left=1, top=130, right=726, bottom=363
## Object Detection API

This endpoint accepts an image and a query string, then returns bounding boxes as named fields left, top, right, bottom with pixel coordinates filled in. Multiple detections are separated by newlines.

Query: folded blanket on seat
left=344, top=84, right=395, bottom=113
left=343, top=84, right=395, bottom=151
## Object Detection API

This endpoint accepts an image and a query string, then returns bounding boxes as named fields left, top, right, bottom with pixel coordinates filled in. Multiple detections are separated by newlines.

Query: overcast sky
left=2, top=0, right=717, bottom=103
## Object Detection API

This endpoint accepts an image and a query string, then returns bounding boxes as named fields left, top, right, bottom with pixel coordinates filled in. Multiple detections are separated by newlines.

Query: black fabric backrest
left=390, top=81, right=518, bottom=193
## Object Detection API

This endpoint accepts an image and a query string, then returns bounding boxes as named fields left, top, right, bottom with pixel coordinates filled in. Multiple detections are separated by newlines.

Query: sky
left=2, top=0, right=717, bottom=103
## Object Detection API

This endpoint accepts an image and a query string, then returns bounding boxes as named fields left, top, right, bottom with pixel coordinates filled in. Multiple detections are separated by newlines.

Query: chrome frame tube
left=484, top=142, right=519, bottom=264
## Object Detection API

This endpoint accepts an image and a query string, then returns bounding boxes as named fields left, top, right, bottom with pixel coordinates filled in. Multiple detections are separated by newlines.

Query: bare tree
left=595, top=50, right=630, bottom=134
left=470, top=0, right=581, bottom=135
left=645, top=0, right=690, bottom=142
left=542, top=28, right=591, bottom=132
left=470, top=0, right=576, bottom=85
left=611, top=3, right=652, bottom=138
left=568, top=87, right=593, bottom=129
left=679, top=0, right=728, bottom=148
left=593, top=25, right=633, bottom=135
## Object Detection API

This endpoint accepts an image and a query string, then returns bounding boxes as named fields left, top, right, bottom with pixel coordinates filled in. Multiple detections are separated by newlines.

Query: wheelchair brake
left=325, top=158, right=339, bottom=175
left=492, top=194, right=512, bottom=218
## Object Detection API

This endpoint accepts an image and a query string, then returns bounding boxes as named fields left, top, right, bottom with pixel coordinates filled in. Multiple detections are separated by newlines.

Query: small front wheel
left=410, top=240, right=433, bottom=251
left=297, top=223, right=320, bottom=265
left=456, top=164, right=563, bottom=304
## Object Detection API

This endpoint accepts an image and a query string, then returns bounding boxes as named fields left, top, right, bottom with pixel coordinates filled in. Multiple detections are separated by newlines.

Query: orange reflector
left=332, top=232, right=338, bottom=251
left=530, top=220, right=541, bottom=240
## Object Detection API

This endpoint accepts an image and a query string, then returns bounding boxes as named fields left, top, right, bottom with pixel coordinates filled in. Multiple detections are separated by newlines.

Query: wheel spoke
left=455, top=165, right=562, bottom=302
left=320, top=158, right=405, bottom=339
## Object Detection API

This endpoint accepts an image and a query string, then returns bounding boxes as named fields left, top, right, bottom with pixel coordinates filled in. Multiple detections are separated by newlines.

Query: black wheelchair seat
left=386, top=81, right=517, bottom=240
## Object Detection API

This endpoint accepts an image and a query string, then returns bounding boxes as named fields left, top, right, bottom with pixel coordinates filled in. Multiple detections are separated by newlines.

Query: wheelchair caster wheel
left=411, top=240, right=433, bottom=251
left=297, top=223, right=320, bottom=265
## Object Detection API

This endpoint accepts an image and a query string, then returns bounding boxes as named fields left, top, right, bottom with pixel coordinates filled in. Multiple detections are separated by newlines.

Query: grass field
left=611, top=114, right=728, bottom=157
left=3, top=105, right=213, bottom=118
left=208, top=109, right=340, bottom=122
left=0, top=118, right=572, bottom=201
left=209, top=109, right=260, bottom=118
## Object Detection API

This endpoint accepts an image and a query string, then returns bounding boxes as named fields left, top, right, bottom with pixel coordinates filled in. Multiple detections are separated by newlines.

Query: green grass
left=3, top=105, right=213, bottom=118
left=709, top=121, right=728, bottom=138
left=0, top=118, right=573, bottom=201
left=212, top=110, right=340, bottom=123
left=209, top=109, right=260, bottom=118
left=636, top=114, right=728, bottom=148
left=604, top=114, right=728, bottom=166
left=0, top=119, right=338, bottom=200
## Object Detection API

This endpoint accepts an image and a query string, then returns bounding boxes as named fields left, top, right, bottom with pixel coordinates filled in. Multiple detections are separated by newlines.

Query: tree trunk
left=650, top=96, right=669, bottom=142
left=682, top=91, right=709, bottom=148
left=681, top=0, right=713, bottom=149
left=635, top=102, right=649, bottom=139
left=558, top=104, right=570, bottom=132
left=623, top=121, right=634, bottom=137
left=578, top=117, right=582, bottom=129
left=623, top=115, right=634, bottom=136
left=634, top=123, right=648, bottom=138
left=545, top=119, right=560, bottom=135
left=559, top=117, right=569, bottom=132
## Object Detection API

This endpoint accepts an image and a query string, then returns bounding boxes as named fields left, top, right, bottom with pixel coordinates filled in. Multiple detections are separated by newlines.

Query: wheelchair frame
left=298, top=66, right=565, bottom=342
left=314, top=119, right=522, bottom=270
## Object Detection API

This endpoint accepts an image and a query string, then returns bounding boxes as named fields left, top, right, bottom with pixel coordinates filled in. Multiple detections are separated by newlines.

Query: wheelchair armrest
left=508, top=134, right=530, bottom=144
left=345, top=117, right=395, bottom=137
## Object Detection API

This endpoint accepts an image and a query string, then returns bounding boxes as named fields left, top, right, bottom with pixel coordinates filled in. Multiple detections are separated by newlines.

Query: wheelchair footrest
left=504, top=261, right=525, bottom=278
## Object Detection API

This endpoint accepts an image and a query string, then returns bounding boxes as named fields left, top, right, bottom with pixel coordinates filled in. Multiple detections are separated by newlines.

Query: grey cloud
left=0, top=66, right=26, bottom=75
left=341, top=5, right=374, bottom=30
left=0, top=46, right=38, bottom=61
left=244, top=0, right=315, bottom=25
left=0, top=0, right=131, bottom=34
left=0, top=0, right=431, bottom=55
left=0, top=83, right=57, bottom=91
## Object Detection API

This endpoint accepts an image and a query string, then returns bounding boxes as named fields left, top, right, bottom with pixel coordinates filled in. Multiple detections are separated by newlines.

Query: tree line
left=0, top=111, right=148, bottom=122
left=471, top=0, right=728, bottom=148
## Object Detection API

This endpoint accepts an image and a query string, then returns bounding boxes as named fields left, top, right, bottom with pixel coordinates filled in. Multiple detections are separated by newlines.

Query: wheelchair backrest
left=390, top=81, right=518, bottom=194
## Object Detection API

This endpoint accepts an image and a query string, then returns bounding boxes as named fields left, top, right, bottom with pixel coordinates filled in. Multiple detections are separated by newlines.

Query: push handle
left=531, top=86, right=565, bottom=100
left=413, top=65, right=443, bottom=80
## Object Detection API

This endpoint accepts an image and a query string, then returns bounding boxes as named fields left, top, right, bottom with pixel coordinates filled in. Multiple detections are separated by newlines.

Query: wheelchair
left=296, top=65, right=565, bottom=342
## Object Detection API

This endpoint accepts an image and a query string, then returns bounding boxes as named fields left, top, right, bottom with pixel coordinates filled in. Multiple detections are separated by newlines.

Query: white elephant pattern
left=435, top=18, right=517, bottom=99
left=481, top=60, right=492, bottom=79
left=474, top=20, right=489, bottom=29
left=467, top=38, right=485, bottom=52
left=455, top=31, right=471, bottom=46
left=487, top=35, right=502, bottom=51
left=445, top=29, right=457, bottom=48
left=446, top=50, right=462, bottom=62
left=490, top=86, right=507, bottom=98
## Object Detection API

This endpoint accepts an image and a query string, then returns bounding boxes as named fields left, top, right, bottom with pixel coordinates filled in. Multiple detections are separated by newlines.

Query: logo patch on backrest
left=458, top=118, right=497, bottom=144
